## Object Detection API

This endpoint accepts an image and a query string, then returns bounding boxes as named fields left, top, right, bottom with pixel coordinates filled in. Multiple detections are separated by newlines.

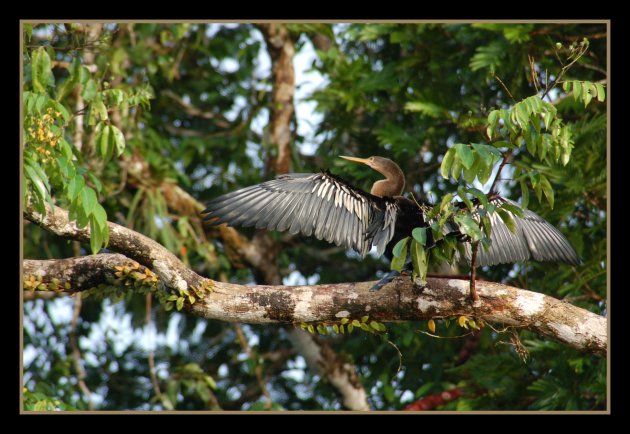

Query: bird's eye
left=369, top=157, right=374, bottom=162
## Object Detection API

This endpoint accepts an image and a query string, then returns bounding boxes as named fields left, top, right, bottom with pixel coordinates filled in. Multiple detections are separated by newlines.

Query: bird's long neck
left=370, top=161, right=405, bottom=198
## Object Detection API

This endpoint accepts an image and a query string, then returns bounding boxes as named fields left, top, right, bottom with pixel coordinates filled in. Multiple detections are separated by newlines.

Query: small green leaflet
left=441, top=148, right=456, bottom=179
left=539, top=175, right=554, bottom=209
left=391, top=237, right=409, bottom=272
left=31, top=47, right=52, bottom=93
left=110, top=125, right=126, bottom=156
left=457, top=186, right=474, bottom=211
left=454, top=214, right=483, bottom=242
left=498, top=201, right=524, bottom=218
left=594, top=83, right=606, bottom=102
left=412, top=227, right=427, bottom=246
left=392, top=236, right=409, bottom=258
left=411, top=239, right=428, bottom=285
left=496, top=208, right=517, bottom=234
left=455, top=143, right=474, bottom=169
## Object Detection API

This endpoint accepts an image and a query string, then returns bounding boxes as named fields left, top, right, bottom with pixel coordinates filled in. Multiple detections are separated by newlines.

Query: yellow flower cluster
left=26, top=107, right=63, bottom=162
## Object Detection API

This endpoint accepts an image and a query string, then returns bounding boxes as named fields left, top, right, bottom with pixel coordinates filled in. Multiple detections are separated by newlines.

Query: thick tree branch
left=24, top=250, right=606, bottom=356
left=24, top=203, right=204, bottom=293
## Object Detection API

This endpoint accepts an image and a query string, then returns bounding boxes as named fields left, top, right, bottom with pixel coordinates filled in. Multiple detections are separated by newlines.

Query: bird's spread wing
left=456, top=196, right=580, bottom=266
left=201, top=172, right=398, bottom=257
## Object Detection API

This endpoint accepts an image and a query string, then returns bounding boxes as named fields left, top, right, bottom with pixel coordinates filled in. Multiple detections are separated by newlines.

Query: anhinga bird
left=202, top=156, right=579, bottom=274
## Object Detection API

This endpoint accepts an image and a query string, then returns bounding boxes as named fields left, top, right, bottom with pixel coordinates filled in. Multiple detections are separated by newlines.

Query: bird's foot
left=370, top=270, right=401, bottom=291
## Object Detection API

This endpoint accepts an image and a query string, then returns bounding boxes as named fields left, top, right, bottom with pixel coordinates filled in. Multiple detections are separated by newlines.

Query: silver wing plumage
left=202, top=172, right=398, bottom=257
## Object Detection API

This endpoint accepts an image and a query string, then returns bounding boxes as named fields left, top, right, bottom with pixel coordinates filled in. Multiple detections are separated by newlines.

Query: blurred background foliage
left=22, top=22, right=606, bottom=411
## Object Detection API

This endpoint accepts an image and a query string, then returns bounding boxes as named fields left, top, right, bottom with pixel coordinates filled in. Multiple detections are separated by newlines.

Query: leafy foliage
left=23, top=23, right=606, bottom=411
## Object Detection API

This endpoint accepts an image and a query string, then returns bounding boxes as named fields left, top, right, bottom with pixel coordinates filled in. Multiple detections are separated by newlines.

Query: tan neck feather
left=370, top=163, right=405, bottom=197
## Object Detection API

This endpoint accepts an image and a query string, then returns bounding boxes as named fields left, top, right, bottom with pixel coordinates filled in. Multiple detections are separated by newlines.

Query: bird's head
left=339, top=155, right=392, bottom=170
left=340, top=155, right=405, bottom=197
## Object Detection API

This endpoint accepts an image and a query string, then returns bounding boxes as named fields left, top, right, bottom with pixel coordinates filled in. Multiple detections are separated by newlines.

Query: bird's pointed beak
left=340, top=155, right=371, bottom=165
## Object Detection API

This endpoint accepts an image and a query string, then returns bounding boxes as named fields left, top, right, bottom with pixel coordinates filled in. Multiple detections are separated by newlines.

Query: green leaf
left=31, top=47, right=52, bottom=93
left=487, top=110, right=500, bottom=139
left=391, top=238, right=409, bottom=272
left=594, top=83, right=606, bottom=102
left=34, top=93, right=48, bottom=113
left=74, top=201, right=89, bottom=228
left=457, top=186, right=474, bottom=211
left=455, top=143, right=474, bottom=169
left=24, top=163, right=48, bottom=205
left=176, top=297, right=185, bottom=311
left=410, top=239, right=428, bottom=284
left=524, top=129, right=537, bottom=156
left=25, top=158, right=51, bottom=193
left=103, top=89, right=125, bottom=106
left=572, top=80, right=582, bottom=102
left=465, top=187, right=489, bottom=210
left=516, top=102, right=529, bottom=128
left=67, top=175, right=85, bottom=200
left=454, top=214, right=482, bottom=242
left=392, top=236, right=409, bottom=258
left=450, top=156, right=462, bottom=181
left=480, top=213, right=492, bottom=239
left=476, top=158, right=492, bottom=185
left=24, top=23, right=32, bottom=41
left=520, top=179, right=530, bottom=209
left=98, top=124, right=113, bottom=160
left=529, top=173, right=543, bottom=203
left=89, top=218, right=103, bottom=255
left=81, top=186, right=98, bottom=216
left=562, top=80, right=571, bottom=92
left=499, top=202, right=524, bottom=218
left=463, top=157, right=479, bottom=184
left=94, top=95, right=109, bottom=121
left=92, top=203, right=108, bottom=233
left=471, top=143, right=492, bottom=166
left=55, top=57, right=82, bottom=101
left=59, top=138, right=74, bottom=160
left=82, top=79, right=97, bottom=102
left=542, top=111, right=553, bottom=130
left=110, top=125, right=126, bottom=156
left=412, top=227, right=427, bottom=246
left=440, top=148, right=456, bottom=180
left=439, top=193, right=454, bottom=213
left=496, top=208, right=517, bottom=234
left=582, top=82, right=594, bottom=107
left=88, top=172, right=103, bottom=193
left=404, top=101, right=447, bottom=118
left=539, top=174, right=554, bottom=209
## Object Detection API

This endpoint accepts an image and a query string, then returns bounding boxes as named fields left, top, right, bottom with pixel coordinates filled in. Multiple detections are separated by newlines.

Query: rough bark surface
left=23, top=242, right=606, bottom=356
left=259, top=23, right=295, bottom=175
left=24, top=203, right=205, bottom=293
